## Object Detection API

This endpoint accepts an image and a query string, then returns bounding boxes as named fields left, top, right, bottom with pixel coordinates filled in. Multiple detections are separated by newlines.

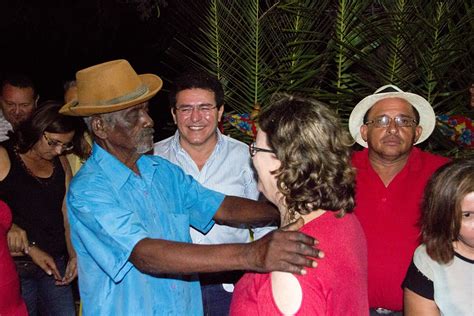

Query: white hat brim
left=349, top=90, right=435, bottom=147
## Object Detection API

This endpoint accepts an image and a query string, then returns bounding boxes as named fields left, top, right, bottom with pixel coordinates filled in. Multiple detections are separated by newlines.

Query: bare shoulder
left=0, top=146, right=11, bottom=180
left=271, top=271, right=303, bottom=315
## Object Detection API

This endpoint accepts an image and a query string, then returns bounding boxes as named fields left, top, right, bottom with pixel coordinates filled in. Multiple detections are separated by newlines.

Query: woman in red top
left=0, top=199, right=28, bottom=315
left=230, top=94, right=368, bottom=315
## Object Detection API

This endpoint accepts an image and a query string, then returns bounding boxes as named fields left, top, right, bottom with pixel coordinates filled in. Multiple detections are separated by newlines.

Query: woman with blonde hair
left=230, top=94, right=368, bottom=315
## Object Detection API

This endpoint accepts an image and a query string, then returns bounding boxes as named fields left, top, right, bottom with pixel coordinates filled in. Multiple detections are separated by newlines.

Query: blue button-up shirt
left=67, top=143, right=225, bottom=315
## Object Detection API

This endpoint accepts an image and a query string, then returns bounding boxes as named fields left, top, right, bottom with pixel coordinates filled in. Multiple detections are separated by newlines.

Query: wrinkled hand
left=7, top=224, right=29, bottom=253
left=247, top=218, right=324, bottom=275
left=28, top=246, right=62, bottom=281
left=56, top=257, right=77, bottom=285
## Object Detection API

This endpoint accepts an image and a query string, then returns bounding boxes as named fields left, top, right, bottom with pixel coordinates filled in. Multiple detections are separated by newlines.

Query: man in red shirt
left=348, top=85, right=449, bottom=315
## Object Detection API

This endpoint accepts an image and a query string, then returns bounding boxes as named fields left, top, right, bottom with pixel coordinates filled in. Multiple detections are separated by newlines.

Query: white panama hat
left=348, top=84, right=436, bottom=147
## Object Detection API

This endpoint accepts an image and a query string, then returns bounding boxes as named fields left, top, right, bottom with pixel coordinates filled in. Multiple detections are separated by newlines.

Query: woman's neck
left=23, top=147, right=44, bottom=161
left=301, top=209, right=326, bottom=224
left=16, top=147, right=55, bottom=180
left=453, top=239, right=474, bottom=260
left=280, top=207, right=326, bottom=226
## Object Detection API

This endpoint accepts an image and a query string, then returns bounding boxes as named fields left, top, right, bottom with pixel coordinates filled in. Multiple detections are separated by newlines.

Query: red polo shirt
left=352, top=147, right=449, bottom=311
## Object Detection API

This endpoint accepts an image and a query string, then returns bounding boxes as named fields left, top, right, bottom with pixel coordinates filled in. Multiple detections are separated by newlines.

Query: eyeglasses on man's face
left=43, top=133, right=74, bottom=151
left=249, top=142, right=275, bottom=157
left=365, top=115, right=418, bottom=128
left=175, top=104, right=217, bottom=115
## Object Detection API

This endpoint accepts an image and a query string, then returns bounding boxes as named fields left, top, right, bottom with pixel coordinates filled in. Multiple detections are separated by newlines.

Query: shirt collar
left=171, top=129, right=224, bottom=157
left=357, top=146, right=422, bottom=172
left=91, top=142, right=159, bottom=190
left=404, top=147, right=422, bottom=171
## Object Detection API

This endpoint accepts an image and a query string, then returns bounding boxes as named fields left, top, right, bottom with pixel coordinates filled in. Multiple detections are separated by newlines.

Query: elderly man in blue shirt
left=154, top=72, right=274, bottom=315
left=60, top=60, right=321, bottom=316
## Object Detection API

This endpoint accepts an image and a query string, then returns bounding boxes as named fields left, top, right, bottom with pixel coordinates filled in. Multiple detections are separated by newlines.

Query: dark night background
left=0, top=0, right=179, bottom=140
left=1, top=1, right=472, bottom=149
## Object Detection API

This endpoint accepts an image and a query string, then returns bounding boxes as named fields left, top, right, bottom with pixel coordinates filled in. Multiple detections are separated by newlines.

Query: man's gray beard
left=136, top=141, right=153, bottom=154
left=135, top=128, right=154, bottom=154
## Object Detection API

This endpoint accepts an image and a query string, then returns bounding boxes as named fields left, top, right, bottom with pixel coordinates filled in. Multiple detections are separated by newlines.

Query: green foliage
left=163, top=0, right=473, bottom=157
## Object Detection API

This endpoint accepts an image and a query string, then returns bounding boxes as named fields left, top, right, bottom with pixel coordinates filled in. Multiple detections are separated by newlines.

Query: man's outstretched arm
left=213, top=196, right=280, bottom=227
left=130, top=218, right=322, bottom=276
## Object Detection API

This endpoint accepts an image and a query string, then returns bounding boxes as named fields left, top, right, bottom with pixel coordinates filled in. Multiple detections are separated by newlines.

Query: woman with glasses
left=230, top=94, right=368, bottom=315
left=0, top=100, right=85, bottom=316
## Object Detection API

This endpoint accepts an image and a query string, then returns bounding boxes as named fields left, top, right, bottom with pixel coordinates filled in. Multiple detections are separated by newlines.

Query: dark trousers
left=200, top=271, right=243, bottom=316
left=201, top=284, right=233, bottom=316
left=15, top=255, right=75, bottom=316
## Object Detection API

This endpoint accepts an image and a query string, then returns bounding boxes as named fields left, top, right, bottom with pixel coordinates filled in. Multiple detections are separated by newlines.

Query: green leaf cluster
left=163, top=0, right=473, bottom=157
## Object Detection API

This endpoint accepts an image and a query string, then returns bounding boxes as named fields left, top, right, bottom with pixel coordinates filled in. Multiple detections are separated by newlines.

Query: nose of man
left=189, top=108, right=204, bottom=122
left=386, top=120, right=400, bottom=134
left=142, top=111, right=155, bottom=128
left=12, top=105, right=27, bottom=117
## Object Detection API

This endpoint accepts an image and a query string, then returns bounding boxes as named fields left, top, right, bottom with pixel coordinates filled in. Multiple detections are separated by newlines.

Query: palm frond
left=159, top=0, right=473, bottom=157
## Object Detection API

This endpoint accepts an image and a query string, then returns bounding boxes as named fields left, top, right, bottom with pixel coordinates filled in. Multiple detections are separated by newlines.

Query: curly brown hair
left=421, top=159, right=474, bottom=264
left=258, top=94, right=355, bottom=222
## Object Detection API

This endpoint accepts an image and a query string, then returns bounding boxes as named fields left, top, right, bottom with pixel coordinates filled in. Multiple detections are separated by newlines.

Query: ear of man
left=170, top=108, right=177, bottom=124
left=414, top=125, right=422, bottom=144
left=217, top=104, right=224, bottom=123
left=91, top=116, right=109, bottom=140
left=360, top=124, right=368, bottom=142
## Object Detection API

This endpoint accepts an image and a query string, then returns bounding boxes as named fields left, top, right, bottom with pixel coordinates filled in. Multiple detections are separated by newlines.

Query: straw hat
left=60, top=59, right=162, bottom=116
left=348, top=85, right=436, bottom=147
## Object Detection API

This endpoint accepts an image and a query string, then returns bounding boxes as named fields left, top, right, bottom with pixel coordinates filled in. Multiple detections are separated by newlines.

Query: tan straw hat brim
left=60, top=74, right=162, bottom=116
